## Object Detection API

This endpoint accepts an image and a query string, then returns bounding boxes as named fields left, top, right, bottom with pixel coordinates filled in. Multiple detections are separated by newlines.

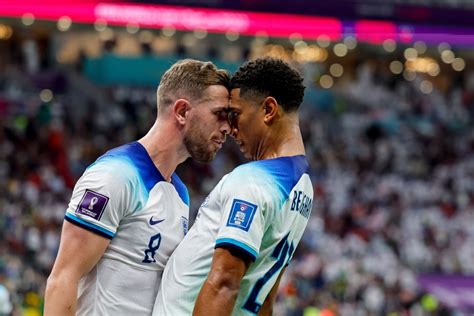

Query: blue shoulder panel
left=234, top=155, right=309, bottom=203
left=261, top=155, right=309, bottom=200
left=171, top=172, right=190, bottom=206
left=95, top=142, right=189, bottom=205
left=97, top=142, right=165, bottom=194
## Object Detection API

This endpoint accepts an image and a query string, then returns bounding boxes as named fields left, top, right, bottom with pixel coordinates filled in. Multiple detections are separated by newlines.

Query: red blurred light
left=355, top=20, right=397, bottom=44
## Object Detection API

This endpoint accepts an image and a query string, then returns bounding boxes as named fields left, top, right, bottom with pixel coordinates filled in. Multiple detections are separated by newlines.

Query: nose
left=220, top=119, right=231, bottom=135
left=230, top=126, right=238, bottom=138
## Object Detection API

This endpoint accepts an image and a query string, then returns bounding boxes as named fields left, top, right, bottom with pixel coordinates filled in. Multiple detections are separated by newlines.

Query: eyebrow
left=211, top=105, right=230, bottom=111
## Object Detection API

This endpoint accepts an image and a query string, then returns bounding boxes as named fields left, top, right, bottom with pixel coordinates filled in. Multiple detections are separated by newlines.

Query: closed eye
left=214, top=110, right=229, bottom=121
left=227, top=111, right=239, bottom=128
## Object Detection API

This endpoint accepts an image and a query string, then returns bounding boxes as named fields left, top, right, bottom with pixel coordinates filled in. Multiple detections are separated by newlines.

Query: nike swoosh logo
left=149, top=217, right=165, bottom=225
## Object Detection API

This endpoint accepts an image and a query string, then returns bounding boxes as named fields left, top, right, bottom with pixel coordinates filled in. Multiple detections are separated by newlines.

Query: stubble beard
left=183, top=117, right=216, bottom=163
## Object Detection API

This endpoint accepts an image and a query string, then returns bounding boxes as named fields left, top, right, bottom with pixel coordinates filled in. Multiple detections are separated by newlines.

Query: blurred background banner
left=1, top=1, right=474, bottom=45
left=418, top=274, right=474, bottom=311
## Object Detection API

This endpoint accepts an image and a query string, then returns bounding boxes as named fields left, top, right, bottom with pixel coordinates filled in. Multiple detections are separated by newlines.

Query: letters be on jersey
left=226, top=199, right=257, bottom=232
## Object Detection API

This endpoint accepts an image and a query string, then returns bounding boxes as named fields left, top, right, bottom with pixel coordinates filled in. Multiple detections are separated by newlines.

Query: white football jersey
left=153, top=155, right=313, bottom=315
left=64, top=142, right=189, bottom=316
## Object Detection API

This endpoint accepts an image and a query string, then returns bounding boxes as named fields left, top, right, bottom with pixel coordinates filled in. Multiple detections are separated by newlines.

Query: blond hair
left=157, top=59, right=229, bottom=113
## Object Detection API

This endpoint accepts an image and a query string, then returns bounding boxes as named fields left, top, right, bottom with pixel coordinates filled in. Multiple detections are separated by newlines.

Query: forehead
left=197, top=85, right=230, bottom=111
left=229, top=88, right=244, bottom=109
left=201, top=85, right=229, bottom=102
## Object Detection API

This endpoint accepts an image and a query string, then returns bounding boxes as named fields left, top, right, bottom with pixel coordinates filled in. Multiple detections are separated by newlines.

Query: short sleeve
left=215, top=178, right=267, bottom=262
left=65, top=163, right=131, bottom=239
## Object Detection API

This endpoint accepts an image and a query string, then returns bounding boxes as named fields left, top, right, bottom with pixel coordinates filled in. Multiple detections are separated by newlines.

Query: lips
left=212, top=139, right=224, bottom=149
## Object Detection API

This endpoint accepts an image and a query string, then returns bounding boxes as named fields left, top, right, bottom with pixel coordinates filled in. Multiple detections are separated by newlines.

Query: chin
left=205, top=152, right=217, bottom=163
left=190, top=150, right=216, bottom=163
left=241, top=151, right=252, bottom=160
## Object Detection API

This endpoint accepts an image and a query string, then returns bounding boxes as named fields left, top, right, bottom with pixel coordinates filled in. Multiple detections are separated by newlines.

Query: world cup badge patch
left=76, top=189, right=109, bottom=220
left=226, top=199, right=258, bottom=232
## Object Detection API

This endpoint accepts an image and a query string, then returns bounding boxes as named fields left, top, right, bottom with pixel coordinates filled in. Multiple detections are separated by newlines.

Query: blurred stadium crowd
left=1, top=32, right=474, bottom=316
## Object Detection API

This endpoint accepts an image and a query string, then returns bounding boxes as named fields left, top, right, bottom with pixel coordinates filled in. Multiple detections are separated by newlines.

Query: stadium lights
left=404, top=48, right=418, bottom=61
left=21, top=12, right=34, bottom=26
left=126, top=23, right=140, bottom=34
left=437, top=42, right=451, bottom=54
left=343, top=36, right=357, bottom=50
left=382, top=39, right=396, bottom=53
left=292, top=45, right=328, bottom=63
left=289, top=33, right=303, bottom=45
left=390, top=61, right=404, bottom=75
left=161, top=26, right=176, bottom=38
left=263, top=45, right=290, bottom=61
left=57, top=16, right=72, bottom=32
left=0, top=24, right=13, bottom=40
left=94, top=19, right=107, bottom=32
left=427, top=63, right=440, bottom=76
left=329, top=63, right=344, bottom=77
left=317, top=35, right=331, bottom=48
left=441, top=50, right=455, bottom=64
left=414, top=41, right=427, bottom=54
left=40, top=89, right=53, bottom=103
left=405, top=57, right=438, bottom=74
left=333, top=43, right=348, bottom=57
left=225, top=31, right=239, bottom=41
left=193, top=29, right=207, bottom=39
left=452, top=58, right=465, bottom=71
left=319, top=75, right=334, bottom=89
left=294, top=40, right=308, bottom=52
left=420, top=80, right=433, bottom=94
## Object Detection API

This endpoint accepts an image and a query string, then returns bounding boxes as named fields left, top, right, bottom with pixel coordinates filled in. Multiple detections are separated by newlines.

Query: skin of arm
left=44, top=221, right=110, bottom=316
left=193, top=247, right=250, bottom=316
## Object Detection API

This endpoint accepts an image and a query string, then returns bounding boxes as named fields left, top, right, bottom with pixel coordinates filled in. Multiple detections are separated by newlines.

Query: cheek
left=193, top=114, right=214, bottom=136
left=240, top=117, right=257, bottom=136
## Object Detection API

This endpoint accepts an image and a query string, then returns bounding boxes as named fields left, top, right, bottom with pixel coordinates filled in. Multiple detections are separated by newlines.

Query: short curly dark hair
left=230, top=57, right=305, bottom=112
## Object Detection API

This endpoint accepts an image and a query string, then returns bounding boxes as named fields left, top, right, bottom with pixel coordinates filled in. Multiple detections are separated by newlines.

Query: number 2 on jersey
left=243, top=233, right=294, bottom=314
left=142, top=233, right=161, bottom=263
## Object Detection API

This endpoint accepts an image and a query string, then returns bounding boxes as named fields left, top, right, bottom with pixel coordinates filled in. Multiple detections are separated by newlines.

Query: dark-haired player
left=153, top=57, right=313, bottom=315
left=45, top=59, right=231, bottom=315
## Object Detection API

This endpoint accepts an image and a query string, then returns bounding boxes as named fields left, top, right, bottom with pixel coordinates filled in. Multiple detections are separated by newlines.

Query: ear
left=173, top=99, right=191, bottom=126
left=262, top=97, right=279, bottom=124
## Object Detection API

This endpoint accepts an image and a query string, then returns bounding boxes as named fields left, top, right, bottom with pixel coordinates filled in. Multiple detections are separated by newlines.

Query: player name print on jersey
left=181, top=216, right=189, bottom=236
left=226, top=199, right=257, bottom=231
left=76, top=189, right=109, bottom=220
left=290, top=190, right=312, bottom=219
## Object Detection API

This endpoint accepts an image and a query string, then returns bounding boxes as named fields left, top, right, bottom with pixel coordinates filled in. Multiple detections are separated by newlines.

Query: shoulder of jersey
left=226, top=156, right=310, bottom=197
left=91, top=142, right=189, bottom=205
left=89, top=142, right=164, bottom=190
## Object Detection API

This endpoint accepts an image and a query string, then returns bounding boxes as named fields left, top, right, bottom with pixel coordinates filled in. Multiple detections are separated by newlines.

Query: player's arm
left=193, top=247, right=251, bottom=316
left=258, top=268, right=285, bottom=316
left=44, top=221, right=110, bottom=316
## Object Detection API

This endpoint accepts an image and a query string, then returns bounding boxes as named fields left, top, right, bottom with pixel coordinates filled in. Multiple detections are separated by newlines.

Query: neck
left=254, top=113, right=305, bottom=160
left=138, top=118, right=189, bottom=181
